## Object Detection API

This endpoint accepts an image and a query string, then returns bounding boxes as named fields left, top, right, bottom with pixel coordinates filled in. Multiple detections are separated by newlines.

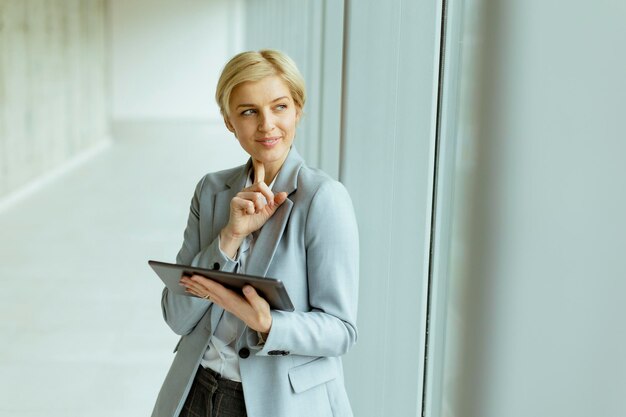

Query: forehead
left=230, top=76, right=293, bottom=106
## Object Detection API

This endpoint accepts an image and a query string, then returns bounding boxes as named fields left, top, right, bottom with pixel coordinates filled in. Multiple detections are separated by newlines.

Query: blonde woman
left=152, top=50, right=359, bottom=417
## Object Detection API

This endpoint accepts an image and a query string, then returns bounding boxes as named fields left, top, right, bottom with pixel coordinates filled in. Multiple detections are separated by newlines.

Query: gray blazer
left=152, top=147, right=359, bottom=417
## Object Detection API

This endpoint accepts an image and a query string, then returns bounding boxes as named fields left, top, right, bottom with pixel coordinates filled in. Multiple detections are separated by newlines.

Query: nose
left=258, top=110, right=275, bottom=133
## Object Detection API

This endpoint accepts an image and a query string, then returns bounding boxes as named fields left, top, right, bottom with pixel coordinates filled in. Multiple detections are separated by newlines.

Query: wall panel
left=341, top=0, right=441, bottom=415
left=429, top=1, right=626, bottom=417
left=0, top=0, right=108, bottom=199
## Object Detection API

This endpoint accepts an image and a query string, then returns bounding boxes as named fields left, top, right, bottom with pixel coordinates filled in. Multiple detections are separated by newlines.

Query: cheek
left=231, top=121, right=253, bottom=138
left=281, top=115, right=298, bottom=133
left=288, top=120, right=299, bottom=135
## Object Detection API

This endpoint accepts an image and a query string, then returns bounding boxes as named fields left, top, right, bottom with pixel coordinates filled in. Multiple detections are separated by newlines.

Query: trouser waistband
left=199, top=366, right=244, bottom=393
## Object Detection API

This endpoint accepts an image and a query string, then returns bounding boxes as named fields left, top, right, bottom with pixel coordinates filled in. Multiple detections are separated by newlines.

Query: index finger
left=253, top=159, right=265, bottom=185
left=189, top=274, right=224, bottom=292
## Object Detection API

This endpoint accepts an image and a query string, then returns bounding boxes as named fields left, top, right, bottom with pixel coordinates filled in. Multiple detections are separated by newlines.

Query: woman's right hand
left=219, top=160, right=287, bottom=258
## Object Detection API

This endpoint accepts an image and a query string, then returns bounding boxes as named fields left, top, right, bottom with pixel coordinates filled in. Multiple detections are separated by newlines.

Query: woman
left=152, top=50, right=359, bottom=417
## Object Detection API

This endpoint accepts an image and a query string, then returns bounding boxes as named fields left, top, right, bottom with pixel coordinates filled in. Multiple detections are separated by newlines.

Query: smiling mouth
left=257, top=137, right=280, bottom=144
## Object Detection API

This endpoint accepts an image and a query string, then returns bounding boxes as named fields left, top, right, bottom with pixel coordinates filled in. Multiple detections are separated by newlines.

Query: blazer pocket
left=288, top=357, right=337, bottom=394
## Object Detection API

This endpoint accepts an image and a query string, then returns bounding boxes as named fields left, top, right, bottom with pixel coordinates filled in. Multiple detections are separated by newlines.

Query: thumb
left=266, top=192, right=287, bottom=215
left=273, top=192, right=288, bottom=207
left=243, top=285, right=267, bottom=311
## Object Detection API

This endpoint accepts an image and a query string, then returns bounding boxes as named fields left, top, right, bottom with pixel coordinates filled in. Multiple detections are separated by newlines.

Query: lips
left=256, top=137, right=280, bottom=145
left=256, top=136, right=280, bottom=142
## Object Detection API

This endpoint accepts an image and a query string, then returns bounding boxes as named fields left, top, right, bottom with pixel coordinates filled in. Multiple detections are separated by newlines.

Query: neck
left=262, top=150, right=290, bottom=185
left=263, top=165, right=280, bottom=185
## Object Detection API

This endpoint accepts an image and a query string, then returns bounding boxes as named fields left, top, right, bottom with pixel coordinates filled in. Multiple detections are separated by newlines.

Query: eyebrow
left=236, top=96, right=290, bottom=109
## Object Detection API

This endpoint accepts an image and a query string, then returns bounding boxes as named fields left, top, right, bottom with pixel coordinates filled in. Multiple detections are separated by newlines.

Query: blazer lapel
left=245, top=147, right=303, bottom=277
left=212, top=161, right=251, bottom=236
left=207, top=164, right=249, bottom=332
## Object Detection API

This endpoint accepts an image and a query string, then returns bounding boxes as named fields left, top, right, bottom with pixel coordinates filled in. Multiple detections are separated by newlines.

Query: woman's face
left=224, top=76, right=301, bottom=176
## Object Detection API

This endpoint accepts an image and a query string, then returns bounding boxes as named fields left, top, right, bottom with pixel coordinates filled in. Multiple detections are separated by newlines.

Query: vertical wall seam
left=421, top=0, right=449, bottom=415
left=317, top=0, right=327, bottom=174
left=338, top=0, right=349, bottom=184
left=103, top=0, right=112, bottom=140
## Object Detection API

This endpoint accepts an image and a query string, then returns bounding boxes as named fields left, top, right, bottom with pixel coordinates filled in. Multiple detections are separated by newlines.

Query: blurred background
left=0, top=0, right=624, bottom=416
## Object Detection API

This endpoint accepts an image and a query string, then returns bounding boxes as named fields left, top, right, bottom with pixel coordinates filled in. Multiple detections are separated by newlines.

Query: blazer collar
left=215, top=147, right=304, bottom=277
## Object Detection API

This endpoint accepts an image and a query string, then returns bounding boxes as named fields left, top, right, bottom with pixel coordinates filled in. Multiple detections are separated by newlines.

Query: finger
left=236, top=191, right=268, bottom=211
left=231, top=196, right=256, bottom=214
left=242, top=285, right=272, bottom=332
left=244, top=182, right=275, bottom=207
left=189, top=276, right=236, bottom=302
left=253, top=159, right=265, bottom=185
left=186, top=287, right=213, bottom=299
left=207, top=282, right=249, bottom=312
left=273, top=191, right=288, bottom=207
left=179, top=275, right=199, bottom=290
left=242, top=285, right=269, bottom=312
left=181, top=275, right=213, bottom=295
left=266, top=192, right=288, bottom=214
left=195, top=277, right=247, bottom=305
left=190, top=274, right=213, bottom=285
left=205, top=284, right=271, bottom=333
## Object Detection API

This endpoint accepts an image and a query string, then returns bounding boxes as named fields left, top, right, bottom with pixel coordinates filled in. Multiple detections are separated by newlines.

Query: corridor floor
left=0, top=131, right=247, bottom=416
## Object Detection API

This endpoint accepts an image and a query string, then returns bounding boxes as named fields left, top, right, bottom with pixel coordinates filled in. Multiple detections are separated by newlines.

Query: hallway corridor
left=0, top=131, right=247, bottom=416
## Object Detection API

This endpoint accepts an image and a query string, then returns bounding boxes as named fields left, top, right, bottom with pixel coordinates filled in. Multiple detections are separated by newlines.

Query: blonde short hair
left=216, top=50, right=306, bottom=116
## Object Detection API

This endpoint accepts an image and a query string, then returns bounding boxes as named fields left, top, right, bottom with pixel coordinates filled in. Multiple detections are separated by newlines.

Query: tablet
left=148, top=260, right=295, bottom=311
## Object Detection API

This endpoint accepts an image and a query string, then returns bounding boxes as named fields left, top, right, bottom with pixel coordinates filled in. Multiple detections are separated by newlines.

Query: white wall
left=0, top=0, right=108, bottom=200
left=109, top=0, right=242, bottom=124
left=428, top=1, right=626, bottom=416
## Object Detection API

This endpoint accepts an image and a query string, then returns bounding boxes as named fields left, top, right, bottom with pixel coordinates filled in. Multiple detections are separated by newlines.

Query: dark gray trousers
left=179, top=366, right=248, bottom=417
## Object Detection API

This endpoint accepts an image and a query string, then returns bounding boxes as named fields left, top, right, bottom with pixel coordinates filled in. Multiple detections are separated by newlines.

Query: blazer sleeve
left=256, top=180, right=359, bottom=357
left=160, top=176, right=238, bottom=336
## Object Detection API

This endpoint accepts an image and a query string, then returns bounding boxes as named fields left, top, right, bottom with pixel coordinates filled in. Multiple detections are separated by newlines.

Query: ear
left=295, top=107, right=303, bottom=125
left=223, top=113, right=235, bottom=134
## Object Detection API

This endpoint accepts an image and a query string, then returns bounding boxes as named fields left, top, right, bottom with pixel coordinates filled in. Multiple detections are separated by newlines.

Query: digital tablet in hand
left=148, top=260, right=295, bottom=311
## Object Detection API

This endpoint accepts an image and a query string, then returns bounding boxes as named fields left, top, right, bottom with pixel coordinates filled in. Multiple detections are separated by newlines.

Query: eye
left=275, top=104, right=288, bottom=111
left=241, top=109, right=256, bottom=116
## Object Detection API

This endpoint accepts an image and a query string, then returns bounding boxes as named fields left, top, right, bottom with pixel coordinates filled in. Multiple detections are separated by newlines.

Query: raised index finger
left=253, top=159, right=265, bottom=185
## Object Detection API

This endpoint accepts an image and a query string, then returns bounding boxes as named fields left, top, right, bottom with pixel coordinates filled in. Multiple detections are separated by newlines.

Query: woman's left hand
left=180, top=274, right=272, bottom=334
